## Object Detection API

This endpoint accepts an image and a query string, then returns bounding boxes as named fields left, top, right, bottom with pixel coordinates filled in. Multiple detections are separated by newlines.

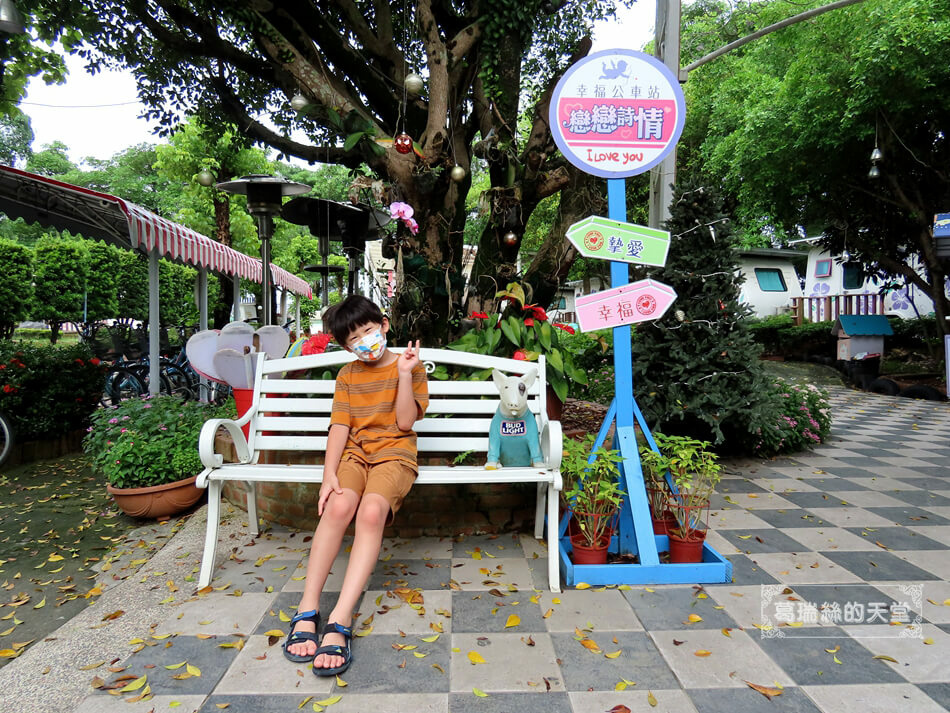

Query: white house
left=736, top=248, right=805, bottom=318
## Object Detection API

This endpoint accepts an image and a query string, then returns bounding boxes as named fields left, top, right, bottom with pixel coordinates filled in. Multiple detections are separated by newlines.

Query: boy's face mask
left=352, top=329, right=386, bottom=362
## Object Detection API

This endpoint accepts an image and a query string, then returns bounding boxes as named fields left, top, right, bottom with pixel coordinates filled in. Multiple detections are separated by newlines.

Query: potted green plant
left=447, top=282, right=587, bottom=418
left=84, top=395, right=234, bottom=518
left=638, top=443, right=678, bottom=536
left=561, top=434, right=625, bottom=565
left=649, top=433, right=721, bottom=563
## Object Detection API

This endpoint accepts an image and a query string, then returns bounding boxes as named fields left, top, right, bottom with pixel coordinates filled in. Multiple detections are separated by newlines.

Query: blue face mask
left=352, top=329, right=386, bottom=362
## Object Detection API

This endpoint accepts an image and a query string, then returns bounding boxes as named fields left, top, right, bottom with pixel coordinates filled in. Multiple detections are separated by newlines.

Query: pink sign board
left=576, top=279, right=677, bottom=333
left=549, top=49, right=686, bottom=179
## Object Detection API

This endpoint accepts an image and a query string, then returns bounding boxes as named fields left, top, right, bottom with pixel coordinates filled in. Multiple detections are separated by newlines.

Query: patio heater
left=281, top=197, right=391, bottom=305
left=216, top=174, right=310, bottom=325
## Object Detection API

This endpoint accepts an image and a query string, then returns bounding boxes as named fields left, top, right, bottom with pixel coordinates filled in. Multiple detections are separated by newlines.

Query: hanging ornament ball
left=290, top=92, right=308, bottom=112
left=394, top=133, right=414, bottom=154
left=502, top=231, right=518, bottom=246
left=404, top=73, right=425, bottom=96
left=450, top=165, right=466, bottom=182
left=196, top=169, right=215, bottom=187
left=674, top=309, right=686, bottom=322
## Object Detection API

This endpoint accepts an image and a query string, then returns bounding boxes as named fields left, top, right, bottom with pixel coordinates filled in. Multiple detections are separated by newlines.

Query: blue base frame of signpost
left=556, top=179, right=731, bottom=587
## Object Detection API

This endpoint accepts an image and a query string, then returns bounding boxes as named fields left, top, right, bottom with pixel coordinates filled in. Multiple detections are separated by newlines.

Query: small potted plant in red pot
left=562, top=435, right=625, bottom=565
left=651, top=433, right=721, bottom=563
left=639, top=440, right=678, bottom=536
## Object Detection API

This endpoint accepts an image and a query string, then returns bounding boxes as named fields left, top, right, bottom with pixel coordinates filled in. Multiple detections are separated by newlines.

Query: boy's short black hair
left=324, top=295, right=385, bottom=346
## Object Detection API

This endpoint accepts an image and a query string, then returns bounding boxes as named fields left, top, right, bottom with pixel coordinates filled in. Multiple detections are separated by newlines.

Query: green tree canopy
left=681, top=0, right=950, bottom=331
left=31, top=234, right=89, bottom=341
left=0, top=110, right=33, bottom=166
left=0, top=238, right=34, bottom=338
left=26, top=0, right=634, bottom=343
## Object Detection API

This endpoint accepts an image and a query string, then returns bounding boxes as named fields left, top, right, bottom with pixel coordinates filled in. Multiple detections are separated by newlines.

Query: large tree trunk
left=212, top=195, right=235, bottom=328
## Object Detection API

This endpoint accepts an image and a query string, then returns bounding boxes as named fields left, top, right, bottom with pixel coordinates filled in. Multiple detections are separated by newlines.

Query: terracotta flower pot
left=668, top=530, right=706, bottom=563
left=651, top=514, right=679, bottom=535
left=569, top=533, right=610, bottom=564
left=107, top=475, right=205, bottom=519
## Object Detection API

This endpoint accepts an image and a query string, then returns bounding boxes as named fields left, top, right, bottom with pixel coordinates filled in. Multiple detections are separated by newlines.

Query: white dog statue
left=485, top=368, right=544, bottom=469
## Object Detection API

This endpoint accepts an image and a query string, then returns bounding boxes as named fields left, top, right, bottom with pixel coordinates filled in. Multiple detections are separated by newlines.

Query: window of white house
left=754, top=268, right=788, bottom=292
left=842, top=263, right=864, bottom=290
left=815, top=259, right=832, bottom=278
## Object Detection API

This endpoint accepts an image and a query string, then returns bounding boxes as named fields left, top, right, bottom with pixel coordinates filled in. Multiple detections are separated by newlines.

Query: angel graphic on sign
left=600, top=59, right=630, bottom=80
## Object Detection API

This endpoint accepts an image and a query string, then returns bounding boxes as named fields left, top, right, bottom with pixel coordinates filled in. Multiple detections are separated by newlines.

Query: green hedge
left=0, top=341, right=107, bottom=440
left=746, top=315, right=836, bottom=358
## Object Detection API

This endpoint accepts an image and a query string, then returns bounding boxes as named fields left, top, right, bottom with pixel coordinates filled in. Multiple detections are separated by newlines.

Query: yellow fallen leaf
left=944, top=599, right=950, bottom=606
left=118, top=675, right=147, bottom=692
left=354, top=626, right=372, bottom=637
left=413, top=652, right=427, bottom=658
left=923, top=638, right=934, bottom=645
left=744, top=680, right=784, bottom=699
left=169, top=703, right=181, bottom=708
left=687, top=614, right=703, bottom=623
left=647, top=690, right=658, bottom=707
left=605, top=650, right=622, bottom=659
left=0, top=649, right=21, bottom=659
left=297, top=697, right=313, bottom=709
left=721, top=628, right=732, bottom=637
left=575, top=583, right=591, bottom=590
left=335, top=675, right=347, bottom=687
left=0, top=626, right=14, bottom=637
left=151, top=634, right=172, bottom=640
left=48, top=554, right=64, bottom=562
left=216, top=705, right=230, bottom=710
left=694, top=650, right=712, bottom=657
left=473, top=688, right=488, bottom=697
left=314, top=695, right=342, bottom=705
left=543, top=608, right=554, bottom=619
left=833, top=655, right=842, bottom=664
left=278, top=610, right=292, bottom=623
left=33, top=598, right=46, bottom=609
left=580, top=639, right=602, bottom=653
left=824, top=645, right=840, bottom=653
left=467, top=651, right=486, bottom=664
left=263, top=630, right=285, bottom=637
left=165, top=661, right=187, bottom=670
left=420, top=634, right=440, bottom=643
left=196, top=633, right=213, bottom=640
left=505, top=614, right=520, bottom=628
left=78, top=661, right=105, bottom=671
left=873, top=655, right=898, bottom=663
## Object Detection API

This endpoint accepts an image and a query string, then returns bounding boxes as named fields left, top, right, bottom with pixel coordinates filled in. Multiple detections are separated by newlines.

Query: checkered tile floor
left=73, top=387, right=950, bottom=713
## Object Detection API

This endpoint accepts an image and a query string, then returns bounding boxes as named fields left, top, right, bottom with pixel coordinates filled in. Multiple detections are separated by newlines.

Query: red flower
left=513, top=350, right=527, bottom=361
left=90, top=358, right=101, bottom=366
left=553, top=322, right=575, bottom=335
left=470, top=311, right=489, bottom=319
left=2, top=385, right=14, bottom=393
left=74, top=358, right=85, bottom=365
left=524, top=317, right=535, bottom=327
left=523, top=304, right=548, bottom=321
left=302, top=333, right=333, bottom=356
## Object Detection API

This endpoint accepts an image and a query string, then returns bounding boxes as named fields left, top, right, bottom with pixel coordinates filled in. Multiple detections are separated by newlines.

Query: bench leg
left=246, top=481, right=259, bottom=536
left=546, top=483, right=561, bottom=593
left=198, top=480, right=222, bottom=588
left=534, top=482, right=545, bottom=540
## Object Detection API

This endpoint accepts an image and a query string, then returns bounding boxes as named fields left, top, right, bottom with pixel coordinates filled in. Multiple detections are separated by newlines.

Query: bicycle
left=0, top=409, right=13, bottom=467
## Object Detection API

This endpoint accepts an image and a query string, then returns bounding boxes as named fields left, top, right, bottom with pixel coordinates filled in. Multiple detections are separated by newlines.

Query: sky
left=19, top=3, right=656, bottom=164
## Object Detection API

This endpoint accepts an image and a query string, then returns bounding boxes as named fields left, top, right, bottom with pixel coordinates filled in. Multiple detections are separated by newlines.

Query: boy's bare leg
left=313, top=493, right=390, bottom=671
left=286, top=489, right=360, bottom=658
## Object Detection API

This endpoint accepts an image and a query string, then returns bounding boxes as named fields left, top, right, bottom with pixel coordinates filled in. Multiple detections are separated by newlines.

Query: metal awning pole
left=148, top=249, right=160, bottom=396
left=198, top=267, right=208, bottom=331
left=232, top=275, right=241, bottom=322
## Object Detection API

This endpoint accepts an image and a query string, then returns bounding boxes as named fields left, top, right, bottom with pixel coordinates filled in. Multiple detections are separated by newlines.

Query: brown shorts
left=336, top=458, right=417, bottom=524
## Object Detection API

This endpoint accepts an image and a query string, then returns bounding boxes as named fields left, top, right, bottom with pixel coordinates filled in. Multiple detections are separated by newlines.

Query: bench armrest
left=199, top=418, right=252, bottom=470
left=541, top=419, right=562, bottom=471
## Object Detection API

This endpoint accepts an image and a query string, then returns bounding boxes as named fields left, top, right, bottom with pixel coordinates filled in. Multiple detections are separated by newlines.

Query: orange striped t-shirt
left=329, top=358, right=429, bottom=466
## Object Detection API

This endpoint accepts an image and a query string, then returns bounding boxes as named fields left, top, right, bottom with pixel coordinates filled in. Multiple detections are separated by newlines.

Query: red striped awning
left=0, top=165, right=312, bottom=299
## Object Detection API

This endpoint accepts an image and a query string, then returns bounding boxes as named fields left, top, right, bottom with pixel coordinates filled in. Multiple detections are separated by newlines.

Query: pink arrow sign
left=575, top=279, right=677, bottom=333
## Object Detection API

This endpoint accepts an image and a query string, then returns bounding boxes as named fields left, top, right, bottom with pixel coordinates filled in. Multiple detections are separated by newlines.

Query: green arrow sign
left=566, top=216, right=671, bottom=267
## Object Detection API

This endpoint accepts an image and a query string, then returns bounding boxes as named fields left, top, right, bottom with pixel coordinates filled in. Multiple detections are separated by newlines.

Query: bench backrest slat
left=244, top=349, right=548, bottom=456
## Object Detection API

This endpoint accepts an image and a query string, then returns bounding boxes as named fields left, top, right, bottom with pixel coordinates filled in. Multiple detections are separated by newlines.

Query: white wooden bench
left=196, top=348, right=564, bottom=591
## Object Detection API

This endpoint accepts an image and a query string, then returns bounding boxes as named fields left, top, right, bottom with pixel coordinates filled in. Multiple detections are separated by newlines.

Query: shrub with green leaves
left=84, top=395, right=234, bottom=489
left=0, top=341, right=106, bottom=440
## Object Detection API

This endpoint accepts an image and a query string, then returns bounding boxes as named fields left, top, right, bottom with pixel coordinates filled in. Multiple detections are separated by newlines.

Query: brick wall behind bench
left=214, top=435, right=539, bottom=537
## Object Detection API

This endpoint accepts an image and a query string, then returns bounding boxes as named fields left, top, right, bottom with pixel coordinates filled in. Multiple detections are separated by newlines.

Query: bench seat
left=196, top=348, right=563, bottom=592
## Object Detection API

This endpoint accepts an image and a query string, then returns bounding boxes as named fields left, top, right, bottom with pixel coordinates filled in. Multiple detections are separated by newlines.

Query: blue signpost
left=550, top=50, right=731, bottom=586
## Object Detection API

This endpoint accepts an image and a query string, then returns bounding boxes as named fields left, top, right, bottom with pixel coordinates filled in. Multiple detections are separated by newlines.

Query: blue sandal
left=282, top=609, right=321, bottom=663
left=311, top=621, right=353, bottom=677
